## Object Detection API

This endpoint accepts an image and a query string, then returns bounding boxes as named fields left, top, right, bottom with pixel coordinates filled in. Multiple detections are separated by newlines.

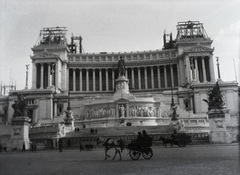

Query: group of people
left=135, top=130, right=152, bottom=147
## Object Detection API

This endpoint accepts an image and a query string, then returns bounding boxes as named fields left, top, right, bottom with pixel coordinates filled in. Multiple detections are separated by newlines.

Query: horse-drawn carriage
left=97, top=134, right=153, bottom=161
left=127, top=140, right=153, bottom=160
left=160, top=133, right=192, bottom=147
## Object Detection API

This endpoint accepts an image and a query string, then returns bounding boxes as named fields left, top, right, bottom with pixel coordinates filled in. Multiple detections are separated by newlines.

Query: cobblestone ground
left=0, top=144, right=239, bottom=175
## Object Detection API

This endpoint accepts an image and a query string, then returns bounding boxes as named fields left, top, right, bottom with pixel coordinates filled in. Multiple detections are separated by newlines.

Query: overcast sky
left=1, top=0, right=240, bottom=90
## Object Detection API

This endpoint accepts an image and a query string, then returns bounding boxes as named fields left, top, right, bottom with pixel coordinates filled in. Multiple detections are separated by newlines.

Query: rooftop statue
left=118, top=56, right=126, bottom=77
left=12, top=93, right=28, bottom=117
left=203, top=82, right=225, bottom=110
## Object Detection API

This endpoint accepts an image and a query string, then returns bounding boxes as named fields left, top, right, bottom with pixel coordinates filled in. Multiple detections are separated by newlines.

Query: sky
left=1, top=0, right=240, bottom=90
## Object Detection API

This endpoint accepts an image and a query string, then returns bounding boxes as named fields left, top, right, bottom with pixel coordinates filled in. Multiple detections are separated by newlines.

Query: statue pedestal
left=208, top=109, right=232, bottom=143
left=9, top=116, right=31, bottom=150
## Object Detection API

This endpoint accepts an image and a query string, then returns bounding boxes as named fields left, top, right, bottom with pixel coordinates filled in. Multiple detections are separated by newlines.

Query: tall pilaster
left=202, top=56, right=207, bottom=82
left=99, top=69, right=102, bottom=91
left=112, top=69, right=115, bottom=89
left=170, top=64, right=174, bottom=87
left=40, top=63, right=44, bottom=89
left=185, top=56, right=191, bottom=83
left=176, top=64, right=180, bottom=86
left=93, top=69, right=96, bottom=92
left=138, top=67, right=141, bottom=89
left=32, top=62, right=36, bottom=89
left=194, top=57, right=199, bottom=81
left=73, top=68, right=76, bottom=91
left=131, top=68, right=135, bottom=89
left=48, top=64, right=51, bottom=87
left=144, top=67, right=148, bottom=89
left=157, top=66, right=161, bottom=88
left=151, top=66, right=154, bottom=89
left=164, top=65, right=167, bottom=88
left=86, top=69, right=89, bottom=91
left=209, top=55, right=215, bottom=82
left=106, top=69, right=109, bottom=91
left=79, top=68, right=82, bottom=92
left=55, top=61, right=58, bottom=90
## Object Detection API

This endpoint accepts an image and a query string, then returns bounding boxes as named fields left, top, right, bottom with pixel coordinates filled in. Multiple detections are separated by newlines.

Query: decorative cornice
left=68, top=58, right=179, bottom=68
left=31, top=49, right=59, bottom=59
left=184, top=43, right=214, bottom=53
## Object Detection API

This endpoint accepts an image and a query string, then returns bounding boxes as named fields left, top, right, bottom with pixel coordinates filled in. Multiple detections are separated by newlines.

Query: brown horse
left=97, top=136, right=125, bottom=160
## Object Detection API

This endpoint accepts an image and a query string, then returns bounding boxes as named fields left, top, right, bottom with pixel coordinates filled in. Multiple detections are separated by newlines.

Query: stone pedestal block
left=208, top=109, right=232, bottom=143
left=9, top=116, right=31, bottom=150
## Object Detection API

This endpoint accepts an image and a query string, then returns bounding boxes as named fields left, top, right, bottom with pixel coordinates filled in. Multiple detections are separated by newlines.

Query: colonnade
left=69, top=64, right=179, bottom=92
left=185, top=55, right=214, bottom=83
left=32, top=62, right=56, bottom=89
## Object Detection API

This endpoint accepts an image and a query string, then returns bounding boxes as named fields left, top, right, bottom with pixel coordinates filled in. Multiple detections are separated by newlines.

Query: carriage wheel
left=129, top=147, right=141, bottom=160
left=178, top=140, right=186, bottom=147
left=142, top=147, right=153, bottom=160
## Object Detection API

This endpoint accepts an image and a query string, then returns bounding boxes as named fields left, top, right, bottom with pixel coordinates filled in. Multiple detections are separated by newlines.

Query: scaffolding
left=36, top=27, right=68, bottom=46
left=1, top=85, right=16, bottom=96
left=176, top=21, right=209, bottom=40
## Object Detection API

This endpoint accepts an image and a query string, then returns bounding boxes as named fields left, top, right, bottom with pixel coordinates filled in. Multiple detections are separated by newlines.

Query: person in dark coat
left=142, top=130, right=152, bottom=146
left=79, top=140, right=84, bottom=151
left=58, top=139, right=63, bottom=152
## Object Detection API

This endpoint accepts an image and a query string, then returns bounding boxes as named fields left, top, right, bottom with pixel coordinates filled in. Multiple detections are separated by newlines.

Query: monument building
left=0, top=21, right=239, bottom=149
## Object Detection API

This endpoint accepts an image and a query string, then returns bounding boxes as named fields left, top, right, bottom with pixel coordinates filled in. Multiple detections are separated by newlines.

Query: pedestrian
left=22, top=143, right=26, bottom=151
left=0, top=144, right=2, bottom=153
left=142, top=130, right=152, bottom=146
left=34, top=143, right=37, bottom=152
left=31, top=142, right=34, bottom=152
left=58, top=139, right=63, bottom=152
left=79, top=140, right=84, bottom=151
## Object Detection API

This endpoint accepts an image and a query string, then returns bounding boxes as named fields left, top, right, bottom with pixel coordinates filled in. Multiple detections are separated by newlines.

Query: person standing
left=79, top=140, right=84, bottom=151
left=58, top=139, right=63, bottom=152
left=22, top=143, right=26, bottom=151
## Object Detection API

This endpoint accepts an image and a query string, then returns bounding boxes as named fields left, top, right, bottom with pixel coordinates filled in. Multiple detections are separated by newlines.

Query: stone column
left=55, top=61, right=58, bottom=90
left=176, top=64, right=180, bottom=86
left=106, top=69, right=109, bottom=91
left=131, top=68, right=135, bottom=89
left=194, top=57, right=199, bottom=81
left=157, top=66, right=161, bottom=88
left=99, top=69, right=102, bottom=91
left=151, top=66, right=154, bottom=89
left=93, top=69, right=96, bottom=92
left=73, top=68, right=76, bottom=91
left=170, top=64, right=174, bottom=87
left=164, top=65, right=167, bottom=87
left=48, top=64, right=51, bottom=87
left=40, top=63, right=44, bottom=89
left=86, top=69, right=89, bottom=91
left=144, top=67, right=148, bottom=89
left=202, top=56, right=207, bottom=82
left=209, top=55, right=215, bottom=82
left=112, top=69, right=115, bottom=89
left=185, top=56, right=191, bottom=83
left=32, top=62, right=36, bottom=89
left=79, top=68, right=82, bottom=92
left=138, top=67, right=141, bottom=89
left=125, top=68, right=128, bottom=78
